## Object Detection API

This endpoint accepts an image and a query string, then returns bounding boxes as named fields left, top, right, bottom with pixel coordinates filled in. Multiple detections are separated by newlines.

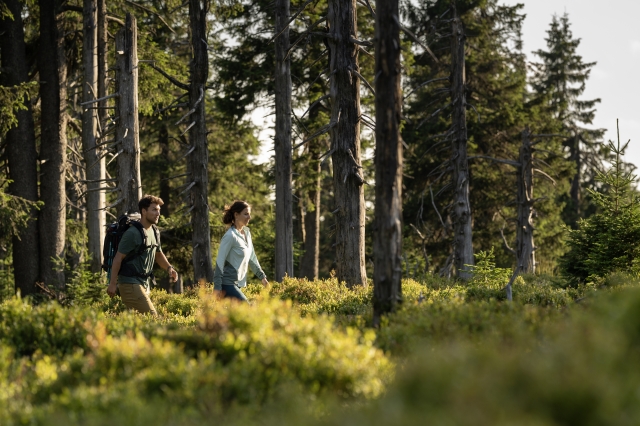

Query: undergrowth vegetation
left=1, top=261, right=640, bottom=425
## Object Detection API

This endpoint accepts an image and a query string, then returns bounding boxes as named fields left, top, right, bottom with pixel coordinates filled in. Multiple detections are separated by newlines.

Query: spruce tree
left=561, top=122, right=640, bottom=285
left=531, top=13, right=605, bottom=227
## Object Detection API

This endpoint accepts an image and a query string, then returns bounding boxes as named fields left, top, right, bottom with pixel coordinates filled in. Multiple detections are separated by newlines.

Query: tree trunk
left=115, top=14, right=142, bottom=216
left=159, top=123, right=171, bottom=217
left=373, top=0, right=403, bottom=325
left=515, top=127, right=535, bottom=273
left=449, top=8, right=473, bottom=280
left=274, top=0, right=294, bottom=281
left=327, top=0, right=367, bottom=288
left=82, top=0, right=105, bottom=272
left=0, top=0, right=41, bottom=296
left=38, top=0, right=67, bottom=290
left=569, top=130, right=581, bottom=224
left=188, top=0, right=214, bottom=283
left=97, top=0, right=108, bottom=128
left=299, top=167, right=321, bottom=280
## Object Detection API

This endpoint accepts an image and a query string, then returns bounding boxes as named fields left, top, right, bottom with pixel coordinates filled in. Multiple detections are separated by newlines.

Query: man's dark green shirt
left=117, top=226, right=160, bottom=286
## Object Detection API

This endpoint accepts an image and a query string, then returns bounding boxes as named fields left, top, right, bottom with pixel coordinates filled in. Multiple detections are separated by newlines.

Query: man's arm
left=155, top=251, right=178, bottom=282
left=107, top=252, right=127, bottom=298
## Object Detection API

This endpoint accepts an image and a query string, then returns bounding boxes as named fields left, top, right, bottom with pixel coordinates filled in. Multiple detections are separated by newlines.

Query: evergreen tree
left=561, top=122, right=640, bottom=285
left=531, top=13, right=606, bottom=227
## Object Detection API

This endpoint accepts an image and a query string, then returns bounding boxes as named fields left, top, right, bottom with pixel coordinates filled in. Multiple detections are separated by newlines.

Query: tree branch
left=141, top=61, right=189, bottom=90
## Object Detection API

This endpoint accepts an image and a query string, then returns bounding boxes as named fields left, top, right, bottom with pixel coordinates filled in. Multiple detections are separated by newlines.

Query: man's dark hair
left=139, top=195, right=164, bottom=212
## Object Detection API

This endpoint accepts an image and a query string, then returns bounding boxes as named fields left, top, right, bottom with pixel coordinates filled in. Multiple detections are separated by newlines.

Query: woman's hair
left=222, top=200, right=250, bottom=224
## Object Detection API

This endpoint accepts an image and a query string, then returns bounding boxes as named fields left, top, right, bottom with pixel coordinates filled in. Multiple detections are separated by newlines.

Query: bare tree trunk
left=328, top=0, right=367, bottom=288
left=515, top=127, right=536, bottom=273
left=274, top=0, right=294, bottom=281
left=188, top=0, right=214, bottom=283
left=38, top=0, right=67, bottom=290
left=82, top=0, right=105, bottom=272
left=97, top=0, right=108, bottom=130
left=449, top=7, right=473, bottom=280
left=569, top=130, right=581, bottom=224
left=299, top=165, right=321, bottom=280
left=0, top=0, right=40, bottom=296
left=115, top=14, right=142, bottom=216
left=159, top=123, right=171, bottom=217
left=373, top=0, right=403, bottom=325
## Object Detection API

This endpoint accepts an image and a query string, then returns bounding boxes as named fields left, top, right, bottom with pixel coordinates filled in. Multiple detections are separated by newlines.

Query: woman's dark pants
left=221, top=284, right=249, bottom=302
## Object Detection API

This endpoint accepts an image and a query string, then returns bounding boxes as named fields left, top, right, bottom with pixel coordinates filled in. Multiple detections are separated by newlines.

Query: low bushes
left=0, top=290, right=392, bottom=425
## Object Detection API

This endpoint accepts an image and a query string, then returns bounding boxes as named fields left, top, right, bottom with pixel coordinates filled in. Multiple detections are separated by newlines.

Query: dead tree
left=114, top=14, right=142, bottom=215
left=82, top=0, right=106, bottom=272
left=298, top=139, right=323, bottom=280
left=327, top=0, right=367, bottom=288
left=274, top=0, right=294, bottom=281
left=38, top=0, right=67, bottom=289
left=187, top=0, right=214, bottom=283
left=448, top=4, right=473, bottom=280
left=0, top=0, right=41, bottom=295
left=499, top=128, right=558, bottom=275
left=372, top=0, right=403, bottom=325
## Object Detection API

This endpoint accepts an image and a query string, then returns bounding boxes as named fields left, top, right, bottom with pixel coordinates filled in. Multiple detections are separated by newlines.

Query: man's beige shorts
left=118, top=283, right=157, bottom=315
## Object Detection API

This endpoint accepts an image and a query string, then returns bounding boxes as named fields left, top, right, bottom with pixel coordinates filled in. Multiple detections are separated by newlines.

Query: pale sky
left=501, top=0, right=640, bottom=169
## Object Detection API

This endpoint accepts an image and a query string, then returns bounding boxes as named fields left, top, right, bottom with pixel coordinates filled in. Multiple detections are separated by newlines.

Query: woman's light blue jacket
left=213, top=226, right=266, bottom=290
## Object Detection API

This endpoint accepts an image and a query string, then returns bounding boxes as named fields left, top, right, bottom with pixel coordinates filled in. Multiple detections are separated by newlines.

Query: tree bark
left=373, top=0, right=403, bottom=325
left=159, top=123, right=171, bottom=217
left=449, top=8, right=473, bottom=280
left=569, top=130, right=581, bottom=224
left=38, top=0, right=67, bottom=289
left=97, top=0, right=108, bottom=126
left=328, top=0, right=367, bottom=288
left=299, top=162, right=321, bottom=280
left=0, top=0, right=41, bottom=296
left=115, top=14, right=142, bottom=216
left=515, top=127, right=535, bottom=273
left=274, top=0, right=294, bottom=281
left=188, top=0, right=214, bottom=283
left=82, top=0, right=106, bottom=272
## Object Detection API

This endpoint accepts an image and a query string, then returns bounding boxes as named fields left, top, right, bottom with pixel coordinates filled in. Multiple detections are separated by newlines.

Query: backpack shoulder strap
left=152, top=224, right=161, bottom=250
left=128, top=220, right=148, bottom=253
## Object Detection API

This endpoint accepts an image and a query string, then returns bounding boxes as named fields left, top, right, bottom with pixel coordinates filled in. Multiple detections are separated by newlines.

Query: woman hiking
left=213, top=200, right=268, bottom=302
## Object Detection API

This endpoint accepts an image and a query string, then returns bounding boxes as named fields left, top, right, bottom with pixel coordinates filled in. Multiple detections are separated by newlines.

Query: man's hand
left=168, top=266, right=178, bottom=283
left=107, top=281, right=117, bottom=298
left=261, top=277, right=269, bottom=287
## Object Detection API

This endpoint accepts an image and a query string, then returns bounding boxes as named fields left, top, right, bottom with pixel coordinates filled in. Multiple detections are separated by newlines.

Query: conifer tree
left=531, top=13, right=605, bottom=227
left=561, top=122, right=640, bottom=284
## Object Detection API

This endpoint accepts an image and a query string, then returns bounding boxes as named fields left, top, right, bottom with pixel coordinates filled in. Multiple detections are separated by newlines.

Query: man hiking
left=106, top=195, right=178, bottom=315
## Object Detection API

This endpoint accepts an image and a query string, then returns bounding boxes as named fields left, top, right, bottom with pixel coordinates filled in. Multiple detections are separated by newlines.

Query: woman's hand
left=261, top=277, right=269, bottom=287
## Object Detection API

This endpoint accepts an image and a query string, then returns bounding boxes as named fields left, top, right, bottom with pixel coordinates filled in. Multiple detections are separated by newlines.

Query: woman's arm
left=213, top=233, right=233, bottom=290
left=248, top=239, right=267, bottom=285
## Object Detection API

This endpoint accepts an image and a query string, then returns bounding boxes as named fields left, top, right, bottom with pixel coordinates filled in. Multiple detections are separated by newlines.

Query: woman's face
left=234, top=207, right=251, bottom=228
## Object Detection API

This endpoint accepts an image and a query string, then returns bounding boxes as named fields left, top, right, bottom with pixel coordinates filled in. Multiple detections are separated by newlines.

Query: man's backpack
left=102, top=215, right=161, bottom=280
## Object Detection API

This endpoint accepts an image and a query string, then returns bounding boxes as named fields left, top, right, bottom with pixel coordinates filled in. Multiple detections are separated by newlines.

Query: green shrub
left=313, top=288, right=640, bottom=426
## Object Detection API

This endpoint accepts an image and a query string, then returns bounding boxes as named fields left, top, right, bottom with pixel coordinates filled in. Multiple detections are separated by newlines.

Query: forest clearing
left=1, top=0, right=639, bottom=424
